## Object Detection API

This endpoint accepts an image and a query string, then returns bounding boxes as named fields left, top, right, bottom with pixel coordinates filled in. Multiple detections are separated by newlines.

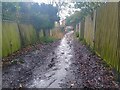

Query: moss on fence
left=19, top=24, right=37, bottom=47
left=2, top=21, right=21, bottom=57
left=77, top=2, right=120, bottom=73
left=84, top=12, right=96, bottom=48
left=2, top=22, right=37, bottom=57
left=2, top=21, right=63, bottom=58
left=95, top=2, right=120, bottom=72
left=0, top=22, right=2, bottom=58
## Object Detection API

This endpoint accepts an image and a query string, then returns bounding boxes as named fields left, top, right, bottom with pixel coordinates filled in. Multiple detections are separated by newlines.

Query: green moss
left=2, top=21, right=62, bottom=58
left=19, top=24, right=37, bottom=46
left=79, top=38, right=87, bottom=45
left=2, top=22, right=37, bottom=57
left=2, top=21, right=21, bottom=57
left=0, top=22, right=2, bottom=58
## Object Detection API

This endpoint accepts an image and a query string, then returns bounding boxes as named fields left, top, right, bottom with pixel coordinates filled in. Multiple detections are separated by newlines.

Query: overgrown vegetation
left=2, top=2, right=60, bottom=36
left=39, top=36, right=57, bottom=43
left=65, top=2, right=104, bottom=27
left=2, top=2, right=62, bottom=57
left=73, top=2, right=120, bottom=77
left=75, top=31, right=79, bottom=38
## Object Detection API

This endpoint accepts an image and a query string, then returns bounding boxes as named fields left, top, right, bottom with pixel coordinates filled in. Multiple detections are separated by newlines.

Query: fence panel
left=84, top=11, right=96, bottom=48
left=2, top=21, right=21, bottom=57
left=18, top=24, right=37, bottom=46
left=95, top=2, right=119, bottom=72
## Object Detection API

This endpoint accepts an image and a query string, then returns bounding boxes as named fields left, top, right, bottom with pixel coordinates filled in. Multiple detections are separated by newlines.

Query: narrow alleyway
left=2, top=31, right=119, bottom=88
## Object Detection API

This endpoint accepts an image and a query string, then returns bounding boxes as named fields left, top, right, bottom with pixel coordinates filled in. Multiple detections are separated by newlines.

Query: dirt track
left=2, top=31, right=120, bottom=89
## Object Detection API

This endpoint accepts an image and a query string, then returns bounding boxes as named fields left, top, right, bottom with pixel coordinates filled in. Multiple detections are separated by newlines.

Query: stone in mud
left=61, top=52, right=64, bottom=54
left=65, top=68, right=68, bottom=71
left=48, top=62, right=55, bottom=68
left=52, top=51, right=55, bottom=55
left=51, top=57, right=55, bottom=62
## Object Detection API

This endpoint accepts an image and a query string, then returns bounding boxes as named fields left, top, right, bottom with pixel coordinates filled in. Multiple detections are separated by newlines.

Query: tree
left=2, top=2, right=60, bottom=31
left=2, top=2, right=17, bottom=20
left=75, top=2, right=104, bottom=19
left=65, top=11, right=81, bottom=27
left=65, top=2, right=104, bottom=27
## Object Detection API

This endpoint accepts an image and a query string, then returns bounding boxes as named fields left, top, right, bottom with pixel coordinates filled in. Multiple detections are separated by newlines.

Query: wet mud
left=2, top=31, right=120, bottom=89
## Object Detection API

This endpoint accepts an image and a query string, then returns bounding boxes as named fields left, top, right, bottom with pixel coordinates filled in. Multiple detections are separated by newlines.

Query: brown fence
left=77, top=2, right=120, bottom=73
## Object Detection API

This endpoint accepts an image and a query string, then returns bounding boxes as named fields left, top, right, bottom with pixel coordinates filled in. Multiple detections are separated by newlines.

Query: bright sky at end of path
left=33, top=0, right=72, bottom=4
left=33, top=0, right=51, bottom=4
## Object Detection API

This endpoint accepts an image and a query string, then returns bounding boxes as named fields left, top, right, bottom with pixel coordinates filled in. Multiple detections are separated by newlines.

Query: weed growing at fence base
left=77, top=37, right=120, bottom=83
left=75, top=32, right=79, bottom=38
left=39, top=36, right=57, bottom=43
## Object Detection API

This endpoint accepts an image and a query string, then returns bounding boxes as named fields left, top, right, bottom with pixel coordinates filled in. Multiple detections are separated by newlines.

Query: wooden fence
left=76, top=2, right=120, bottom=73
left=2, top=21, right=63, bottom=57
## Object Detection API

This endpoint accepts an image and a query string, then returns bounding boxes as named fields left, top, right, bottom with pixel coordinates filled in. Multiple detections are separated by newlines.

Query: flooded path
left=29, top=31, right=75, bottom=88
left=2, top=31, right=119, bottom=88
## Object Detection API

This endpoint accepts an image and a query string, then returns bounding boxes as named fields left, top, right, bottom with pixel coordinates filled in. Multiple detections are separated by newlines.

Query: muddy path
left=2, top=31, right=120, bottom=89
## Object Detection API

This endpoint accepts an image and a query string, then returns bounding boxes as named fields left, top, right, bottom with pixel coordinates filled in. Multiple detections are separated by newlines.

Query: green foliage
left=2, top=2, right=61, bottom=58
left=75, top=31, right=79, bottom=38
left=39, top=36, right=56, bottom=43
left=30, top=3, right=60, bottom=31
left=65, top=11, right=82, bottom=27
left=75, top=2, right=104, bottom=18
left=39, top=30, right=44, bottom=38
left=11, top=58, right=24, bottom=64
left=2, top=2, right=17, bottom=20
left=2, top=2, right=60, bottom=31
left=65, top=2, right=104, bottom=27
left=39, top=30, right=56, bottom=43
left=79, top=38, right=87, bottom=46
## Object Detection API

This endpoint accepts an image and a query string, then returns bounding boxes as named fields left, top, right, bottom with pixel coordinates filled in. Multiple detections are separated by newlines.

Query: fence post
left=93, top=10, right=97, bottom=49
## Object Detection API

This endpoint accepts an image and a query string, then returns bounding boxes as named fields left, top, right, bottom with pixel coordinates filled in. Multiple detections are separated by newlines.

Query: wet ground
left=2, top=31, right=120, bottom=89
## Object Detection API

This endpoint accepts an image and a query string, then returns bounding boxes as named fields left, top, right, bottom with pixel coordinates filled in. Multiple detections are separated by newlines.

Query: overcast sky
left=33, top=0, right=72, bottom=4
